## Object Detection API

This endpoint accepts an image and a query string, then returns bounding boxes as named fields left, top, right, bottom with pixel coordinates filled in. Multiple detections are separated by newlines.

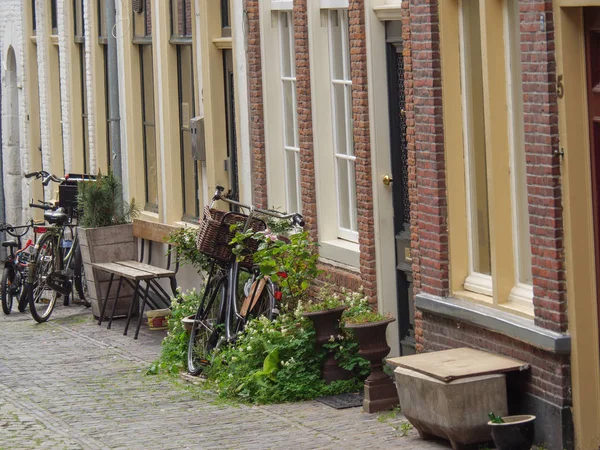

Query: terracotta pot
left=182, top=314, right=195, bottom=333
left=488, top=415, right=536, bottom=450
left=345, top=318, right=399, bottom=413
left=303, top=306, right=353, bottom=383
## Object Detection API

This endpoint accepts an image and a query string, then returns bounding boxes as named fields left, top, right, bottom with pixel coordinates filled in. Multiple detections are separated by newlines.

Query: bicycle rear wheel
left=1, top=265, right=17, bottom=315
left=72, top=244, right=89, bottom=305
left=29, top=234, right=59, bottom=323
left=187, top=277, right=226, bottom=376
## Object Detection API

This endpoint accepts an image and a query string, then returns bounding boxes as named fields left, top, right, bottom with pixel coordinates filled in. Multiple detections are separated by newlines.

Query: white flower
left=247, top=345, right=252, bottom=351
left=328, top=335, right=335, bottom=343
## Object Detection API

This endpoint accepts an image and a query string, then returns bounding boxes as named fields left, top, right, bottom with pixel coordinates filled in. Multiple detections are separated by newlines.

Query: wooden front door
left=585, top=7, right=600, bottom=351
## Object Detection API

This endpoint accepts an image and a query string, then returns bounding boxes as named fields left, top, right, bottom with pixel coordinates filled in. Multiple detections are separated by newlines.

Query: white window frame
left=278, top=11, right=302, bottom=214
left=327, top=9, right=358, bottom=243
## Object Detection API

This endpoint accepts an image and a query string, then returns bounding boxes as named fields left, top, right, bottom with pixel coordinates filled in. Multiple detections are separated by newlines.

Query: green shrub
left=148, top=288, right=202, bottom=375
left=77, top=170, right=138, bottom=228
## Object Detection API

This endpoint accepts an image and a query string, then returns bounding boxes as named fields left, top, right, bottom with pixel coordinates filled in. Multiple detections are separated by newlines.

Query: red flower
left=274, top=291, right=283, bottom=301
left=277, top=271, right=288, bottom=279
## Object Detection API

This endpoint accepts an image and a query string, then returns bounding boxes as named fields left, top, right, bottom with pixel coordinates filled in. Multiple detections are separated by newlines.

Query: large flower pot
left=78, top=224, right=136, bottom=320
left=488, top=415, right=536, bottom=450
left=303, top=306, right=353, bottom=383
left=345, top=318, right=399, bottom=413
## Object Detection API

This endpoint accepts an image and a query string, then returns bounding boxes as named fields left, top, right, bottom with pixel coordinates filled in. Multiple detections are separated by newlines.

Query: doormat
left=316, top=392, right=364, bottom=410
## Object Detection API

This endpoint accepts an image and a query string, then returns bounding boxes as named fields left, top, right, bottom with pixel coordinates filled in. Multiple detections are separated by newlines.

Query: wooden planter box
left=78, top=224, right=136, bottom=320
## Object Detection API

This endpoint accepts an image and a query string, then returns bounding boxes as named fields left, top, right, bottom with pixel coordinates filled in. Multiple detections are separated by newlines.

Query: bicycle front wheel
left=1, top=265, right=17, bottom=315
left=29, top=234, right=59, bottom=323
left=187, top=277, right=226, bottom=376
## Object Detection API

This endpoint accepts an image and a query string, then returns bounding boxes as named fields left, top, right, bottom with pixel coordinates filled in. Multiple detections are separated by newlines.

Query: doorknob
left=382, top=175, right=393, bottom=186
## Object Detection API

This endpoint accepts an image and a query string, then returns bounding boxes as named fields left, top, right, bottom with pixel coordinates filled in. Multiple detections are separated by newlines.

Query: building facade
left=2, top=0, right=600, bottom=448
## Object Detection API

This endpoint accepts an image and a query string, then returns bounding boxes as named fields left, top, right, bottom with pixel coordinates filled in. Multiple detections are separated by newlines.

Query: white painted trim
left=271, top=0, right=293, bottom=11
left=231, top=0, right=252, bottom=206
left=320, top=239, right=360, bottom=268
left=509, top=283, right=534, bottom=304
left=194, top=0, right=209, bottom=207
left=115, top=1, right=131, bottom=203
left=320, top=0, right=349, bottom=9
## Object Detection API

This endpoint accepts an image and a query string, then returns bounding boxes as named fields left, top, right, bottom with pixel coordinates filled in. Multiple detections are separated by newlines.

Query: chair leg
left=98, top=273, right=115, bottom=326
left=123, top=280, right=140, bottom=336
left=134, top=282, right=151, bottom=340
left=107, top=277, right=124, bottom=330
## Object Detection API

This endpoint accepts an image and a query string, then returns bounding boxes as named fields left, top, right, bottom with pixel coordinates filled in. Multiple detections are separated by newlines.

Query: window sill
left=271, top=0, right=293, bottom=11
left=415, top=292, right=570, bottom=354
left=320, top=0, right=349, bottom=8
left=319, top=239, right=360, bottom=268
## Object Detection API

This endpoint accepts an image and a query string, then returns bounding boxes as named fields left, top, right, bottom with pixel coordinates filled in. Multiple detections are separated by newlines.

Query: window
left=74, top=0, right=90, bottom=173
left=98, top=0, right=112, bottom=166
left=279, top=11, right=301, bottom=214
left=506, top=0, right=533, bottom=300
left=221, top=0, right=230, bottom=37
left=134, top=0, right=158, bottom=212
left=460, top=0, right=492, bottom=293
left=328, top=10, right=357, bottom=242
left=32, top=0, right=37, bottom=34
left=171, top=0, right=198, bottom=220
left=447, top=0, right=533, bottom=309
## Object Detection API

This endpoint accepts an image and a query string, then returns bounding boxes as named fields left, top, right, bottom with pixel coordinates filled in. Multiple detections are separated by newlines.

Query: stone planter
left=78, top=224, right=136, bottom=320
left=345, top=317, right=399, bottom=413
left=394, top=366, right=506, bottom=449
left=303, top=306, right=353, bottom=383
left=488, top=415, right=536, bottom=450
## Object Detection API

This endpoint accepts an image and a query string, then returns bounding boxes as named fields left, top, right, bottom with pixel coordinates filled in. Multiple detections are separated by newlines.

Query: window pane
left=507, top=0, right=532, bottom=285
left=141, top=45, right=158, bottom=210
left=462, top=0, right=491, bottom=275
left=333, top=83, right=347, bottom=155
left=337, top=157, right=351, bottom=230
left=285, top=150, right=299, bottom=214
left=329, top=11, right=344, bottom=80
left=178, top=45, right=198, bottom=219
left=279, top=12, right=292, bottom=77
left=283, top=80, right=295, bottom=148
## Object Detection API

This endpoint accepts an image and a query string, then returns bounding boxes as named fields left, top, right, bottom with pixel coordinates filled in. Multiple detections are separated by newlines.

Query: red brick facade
left=245, top=0, right=268, bottom=209
left=404, top=0, right=572, bottom=446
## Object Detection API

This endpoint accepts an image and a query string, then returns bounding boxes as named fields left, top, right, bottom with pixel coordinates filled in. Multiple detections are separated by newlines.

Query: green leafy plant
left=77, top=170, right=139, bottom=228
left=148, top=288, right=202, bottom=375
left=231, top=229, right=321, bottom=312
left=166, top=227, right=212, bottom=274
left=398, top=422, right=413, bottom=437
left=204, top=308, right=368, bottom=404
left=488, top=412, right=505, bottom=424
left=303, top=283, right=346, bottom=313
left=345, top=311, right=390, bottom=325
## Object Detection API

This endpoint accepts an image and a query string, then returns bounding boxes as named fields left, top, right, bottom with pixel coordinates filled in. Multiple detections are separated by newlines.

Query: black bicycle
left=24, top=171, right=90, bottom=322
left=1, top=221, right=35, bottom=314
left=187, top=186, right=304, bottom=375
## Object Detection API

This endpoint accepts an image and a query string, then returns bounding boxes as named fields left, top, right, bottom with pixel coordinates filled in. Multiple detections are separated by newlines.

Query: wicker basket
left=196, top=206, right=266, bottom=269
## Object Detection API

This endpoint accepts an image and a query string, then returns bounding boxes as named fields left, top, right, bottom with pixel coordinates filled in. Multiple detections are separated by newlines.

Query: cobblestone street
left=0, top=305, right=450, bottom=449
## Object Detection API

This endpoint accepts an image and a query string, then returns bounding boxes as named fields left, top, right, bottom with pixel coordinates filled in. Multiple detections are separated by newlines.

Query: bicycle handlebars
left=24, top=171, right=64, bottom=186
left=211, top=186, right=305, bottom=227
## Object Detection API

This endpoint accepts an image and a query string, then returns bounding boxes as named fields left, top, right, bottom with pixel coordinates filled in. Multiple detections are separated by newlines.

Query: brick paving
left=0, top=305, right=450, bottom=449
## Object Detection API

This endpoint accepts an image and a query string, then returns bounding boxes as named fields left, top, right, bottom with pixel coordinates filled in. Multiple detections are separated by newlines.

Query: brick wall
left=245, top=0, right=268, bottom=209
left=349, top=0, right=377, bottom=301
left=520, top=0, right=566, bottom=333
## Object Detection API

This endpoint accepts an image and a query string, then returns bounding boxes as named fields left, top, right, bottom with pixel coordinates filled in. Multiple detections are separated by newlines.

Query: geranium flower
left=274, top=291, right=283, bottom=301
left=277, top=271, right=288, bottom=279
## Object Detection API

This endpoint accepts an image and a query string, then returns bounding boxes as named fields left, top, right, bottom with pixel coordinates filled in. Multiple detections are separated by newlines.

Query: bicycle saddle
left=44, top=208, right=69, bottom=225
left=1, top=241, right=18, bottom=248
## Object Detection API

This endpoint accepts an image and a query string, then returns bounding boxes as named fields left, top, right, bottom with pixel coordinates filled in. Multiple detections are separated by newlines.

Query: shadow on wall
left=3, top=46, right=21, bottom=227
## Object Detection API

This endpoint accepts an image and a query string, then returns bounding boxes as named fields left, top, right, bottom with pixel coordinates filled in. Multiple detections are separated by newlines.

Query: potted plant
left=345, top=311, right=399, bottom=413
left=77, top=171, right=139, bottom=319
left=302, top=288, right=353, bottom=383
left=488, top=413, right=536, bottom=450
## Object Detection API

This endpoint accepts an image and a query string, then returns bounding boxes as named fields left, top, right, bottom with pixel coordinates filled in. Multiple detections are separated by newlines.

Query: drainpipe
left=0, top=52, right=5, bottom=261
left=105, top=0, right=122, bottom=179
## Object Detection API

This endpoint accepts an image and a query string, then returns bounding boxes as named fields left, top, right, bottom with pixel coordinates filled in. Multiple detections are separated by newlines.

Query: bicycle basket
left=196, top=206, right=267, bottom=269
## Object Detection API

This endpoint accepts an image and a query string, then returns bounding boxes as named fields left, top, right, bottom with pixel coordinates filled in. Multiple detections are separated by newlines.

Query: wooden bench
left=92, top=219, right=181, bottom=339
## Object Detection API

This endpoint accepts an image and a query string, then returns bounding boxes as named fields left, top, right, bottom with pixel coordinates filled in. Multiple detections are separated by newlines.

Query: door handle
left=382, top=175, right=393, bottom=186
